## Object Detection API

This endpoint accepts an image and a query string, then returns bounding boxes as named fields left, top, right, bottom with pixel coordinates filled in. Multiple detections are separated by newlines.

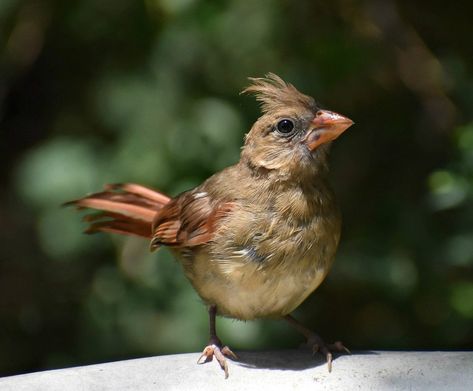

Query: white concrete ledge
left=1, top=350, right=472, bottom=390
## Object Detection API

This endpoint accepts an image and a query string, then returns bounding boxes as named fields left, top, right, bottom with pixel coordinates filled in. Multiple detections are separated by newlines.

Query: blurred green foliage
left=1, top=0, right=472, bottom=376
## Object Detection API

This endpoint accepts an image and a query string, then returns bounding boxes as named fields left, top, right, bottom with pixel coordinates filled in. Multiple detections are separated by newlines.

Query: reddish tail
left=65, top=183, right=170, bottom=238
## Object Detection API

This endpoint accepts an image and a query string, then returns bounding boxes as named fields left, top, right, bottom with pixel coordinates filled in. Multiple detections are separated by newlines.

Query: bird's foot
left=197, top=337, right=238, bottom=379
left=306, top=333, right=350, bottom=372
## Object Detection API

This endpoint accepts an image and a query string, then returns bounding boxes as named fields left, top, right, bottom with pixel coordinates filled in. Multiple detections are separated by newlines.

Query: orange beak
left=304, top=110, right=354, bottom=151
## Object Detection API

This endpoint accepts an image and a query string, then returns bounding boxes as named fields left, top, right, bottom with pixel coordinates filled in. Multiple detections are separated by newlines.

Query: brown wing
left=150, top=190, right=234, bottom=249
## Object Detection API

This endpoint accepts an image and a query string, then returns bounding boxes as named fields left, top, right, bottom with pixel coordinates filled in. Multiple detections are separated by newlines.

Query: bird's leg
left=284, top=314, right=349, bottom=372
left=197, top=305, right=237, bottom=378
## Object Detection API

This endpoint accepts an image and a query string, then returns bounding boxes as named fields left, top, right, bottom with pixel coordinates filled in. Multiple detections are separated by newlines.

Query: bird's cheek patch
left=305, top=129, right=328, bottom=151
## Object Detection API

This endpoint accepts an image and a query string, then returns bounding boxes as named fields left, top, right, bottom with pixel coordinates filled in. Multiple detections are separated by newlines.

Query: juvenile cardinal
left=66, top=73, right=353, bottom=378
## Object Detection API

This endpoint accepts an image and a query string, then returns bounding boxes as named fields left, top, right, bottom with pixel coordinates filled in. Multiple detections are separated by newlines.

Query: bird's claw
left=222, top=345, right=238, bottom=360
left=330, top=340, right=351, bottom=355
left=307, top=335, right=349, bottom=373
left=197, top=343, right=237, bottom=379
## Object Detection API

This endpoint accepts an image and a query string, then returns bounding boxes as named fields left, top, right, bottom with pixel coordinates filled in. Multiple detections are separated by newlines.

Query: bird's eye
left=276, top=119, right=295, bottom=135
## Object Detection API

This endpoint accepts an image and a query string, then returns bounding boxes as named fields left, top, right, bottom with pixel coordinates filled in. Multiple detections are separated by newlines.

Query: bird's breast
left=180, top=195, right=341, bottom=320
left=191, top=252, right=328, bottom=320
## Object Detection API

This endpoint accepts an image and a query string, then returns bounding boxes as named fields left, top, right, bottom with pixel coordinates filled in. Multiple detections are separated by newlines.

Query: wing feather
left=150, top=190, right=234, bottom=249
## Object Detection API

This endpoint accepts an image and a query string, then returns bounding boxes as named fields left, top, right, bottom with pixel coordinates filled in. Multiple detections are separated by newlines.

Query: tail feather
left=84, top=219, right=152, bottom=238
left=71, top=197, right=157, bottom=221
left=65, top=183, right=170, bottom=239
left=104, top=183, right=170, bottom=204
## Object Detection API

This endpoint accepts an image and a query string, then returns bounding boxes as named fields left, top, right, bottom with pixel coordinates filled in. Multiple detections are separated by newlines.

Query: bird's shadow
left=233, top=348, right=377, bottom=371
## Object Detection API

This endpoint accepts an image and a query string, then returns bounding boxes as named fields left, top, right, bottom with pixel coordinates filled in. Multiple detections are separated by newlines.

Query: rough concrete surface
left=1, top=350, right=472, bottom=391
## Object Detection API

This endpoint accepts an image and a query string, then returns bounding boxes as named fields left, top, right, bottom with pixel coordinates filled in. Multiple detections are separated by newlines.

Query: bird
left=66, top=73, right=354, bottom=378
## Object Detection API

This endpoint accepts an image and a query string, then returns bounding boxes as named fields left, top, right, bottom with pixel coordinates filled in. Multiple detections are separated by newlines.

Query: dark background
left=1, top=0, right=472, bottom=376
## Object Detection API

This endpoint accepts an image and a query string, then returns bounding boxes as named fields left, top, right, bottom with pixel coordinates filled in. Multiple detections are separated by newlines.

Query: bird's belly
left=186, top=254, right=328, bottom=320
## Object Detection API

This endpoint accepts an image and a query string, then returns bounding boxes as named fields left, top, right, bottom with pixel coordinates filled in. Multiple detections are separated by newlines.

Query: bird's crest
left=242, top=73, right=317, bottom=114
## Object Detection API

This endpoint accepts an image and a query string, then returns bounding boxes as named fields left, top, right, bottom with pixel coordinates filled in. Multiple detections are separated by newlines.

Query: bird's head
left=241, top=73, right=353, bottom=180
